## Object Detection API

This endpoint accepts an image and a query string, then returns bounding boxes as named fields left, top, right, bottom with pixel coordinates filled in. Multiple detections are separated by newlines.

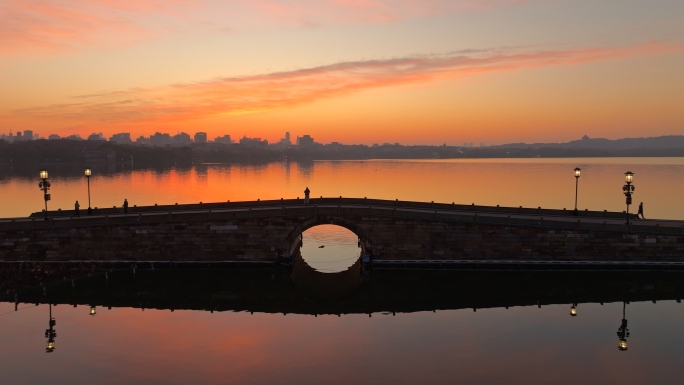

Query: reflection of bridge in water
left=3, top=264, right=683, bottom=316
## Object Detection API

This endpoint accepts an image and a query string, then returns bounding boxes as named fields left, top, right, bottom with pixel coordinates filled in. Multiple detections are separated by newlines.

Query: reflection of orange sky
left=2, top=158, right=684, bottom=219
left=1, top=300, right=684, bottom=384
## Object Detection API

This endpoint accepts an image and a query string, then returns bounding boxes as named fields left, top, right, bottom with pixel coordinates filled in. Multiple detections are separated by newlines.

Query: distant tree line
left=2, top=138, right=684, bottom=167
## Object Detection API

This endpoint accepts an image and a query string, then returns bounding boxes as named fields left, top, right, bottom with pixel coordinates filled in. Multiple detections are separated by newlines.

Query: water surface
left=2, top=158, right=683, bottom=219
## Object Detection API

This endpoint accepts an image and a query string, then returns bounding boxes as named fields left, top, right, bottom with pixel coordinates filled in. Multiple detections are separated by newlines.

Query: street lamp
left=84, top=167, right=92, bottom=215
left=44, top=304, right=57, bottom=353
left=89, top=305, right=96, bottom=316
left=38, top=169, right=51, bottom=220
left=570, top=304, right=577, bottom=317
left=622, top=172, right=635, bottom=225
left=573, top=168, right=581, bottom=215
left=617, top=302, right=630, bottom=351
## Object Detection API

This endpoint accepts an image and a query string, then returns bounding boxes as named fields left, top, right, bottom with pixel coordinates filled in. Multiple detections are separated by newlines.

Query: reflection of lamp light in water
left=44, top=304, right=57, bottom=353
left=617, top=302, right=630, bottom=351
left=570, top=304, right=577, bottom=317
left=618, top=338, right=628, bottom=351
left=89, top=306, right=96, bottom=316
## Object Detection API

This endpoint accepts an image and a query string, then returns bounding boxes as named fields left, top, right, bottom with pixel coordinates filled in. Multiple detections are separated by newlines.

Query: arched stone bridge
left=0, top=197, right=683, bottom=264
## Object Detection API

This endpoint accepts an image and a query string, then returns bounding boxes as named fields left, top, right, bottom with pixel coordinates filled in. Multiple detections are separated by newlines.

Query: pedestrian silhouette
left=637, top=202, right=645, bottom=219
left=123, top=198, right=129, bottom=214
left=74, top=201, right=80, bottom=217
left=304, top=187, right=310, bottom=205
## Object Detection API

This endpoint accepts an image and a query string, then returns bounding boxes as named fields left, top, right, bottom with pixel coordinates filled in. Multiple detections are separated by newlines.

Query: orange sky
left=1, top=0, right=683, bottom=144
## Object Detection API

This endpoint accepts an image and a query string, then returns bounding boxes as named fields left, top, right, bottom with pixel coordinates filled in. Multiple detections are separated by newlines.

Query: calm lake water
left=2, top=158, right=684, bottom=384
left=1, top=158, right=684, bottom=219
left=1, top=269, right=684, bottom=385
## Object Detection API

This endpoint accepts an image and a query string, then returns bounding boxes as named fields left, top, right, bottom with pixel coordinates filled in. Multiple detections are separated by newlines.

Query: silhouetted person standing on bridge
left=123, top=198, right=129, bottom=214
left=74, top=201, right=80, bottom=217
left=304, top=187, right=310, bottom=205
left=637, top=202, right=644, bottom=219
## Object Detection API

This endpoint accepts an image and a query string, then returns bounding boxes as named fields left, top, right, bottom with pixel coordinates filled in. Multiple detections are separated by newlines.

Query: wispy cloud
left=12, top=41, right=680, bottom=124
left=0, top=0, right=195, bottom=54
left=0, top=0, right=530, bottom=55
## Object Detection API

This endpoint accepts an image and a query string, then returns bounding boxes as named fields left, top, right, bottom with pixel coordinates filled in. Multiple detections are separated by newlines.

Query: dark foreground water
left=1, top=267, right=684, bottom=385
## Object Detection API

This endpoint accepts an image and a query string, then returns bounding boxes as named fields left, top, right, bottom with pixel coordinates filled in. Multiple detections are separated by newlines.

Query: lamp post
left=45, top=304, right=57, bottom=353
left=84, top=167, right=92, bottom=215
left=617, top=302, right=630, bottom=351
left=38, top=169, right=51, bottom=220
left=570, top=303, right=577, bottom=317
left=622, top=172, right=635, bottom=225
left=89, top=305, right=96, bottom=316
left=574, top=168, right=581, bottom=216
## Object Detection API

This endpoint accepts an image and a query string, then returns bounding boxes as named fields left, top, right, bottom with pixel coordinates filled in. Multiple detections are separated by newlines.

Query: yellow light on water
left=618, top=339, right=628, bottom=351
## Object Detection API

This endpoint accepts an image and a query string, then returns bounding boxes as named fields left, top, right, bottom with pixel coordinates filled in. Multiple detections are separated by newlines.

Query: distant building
left=296, top=135, right=314, bottom=146
left=214, top=134, right=232, bottom=144
left=274, top=132, right=291, bottom=147
left=0, top=131, right=14, bottom=143
left=135, top=136, right=150, bottom=145
left=48, top=134, right=61, bottom=140
left=194, top=132, right=208, bottom=144
left=150, top=132, right=172, bottom=146
left=172, top=132, right=192, bottom=146
left=239, top=135, right=268, bottom=147
left=66, top=134, right=83, bottom=141
left=87, top=132, right=106, bottom=141
left=109, top=133, right=133, bottom=144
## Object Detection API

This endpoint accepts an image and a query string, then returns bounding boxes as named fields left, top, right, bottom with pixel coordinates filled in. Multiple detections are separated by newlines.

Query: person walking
left=74, top=201, right=80, bottom=217
left=304, top=187, right=310, bottom=205
left=637, top=202, right=645, bottom=219
left=123, top=198, right=129, bottom=214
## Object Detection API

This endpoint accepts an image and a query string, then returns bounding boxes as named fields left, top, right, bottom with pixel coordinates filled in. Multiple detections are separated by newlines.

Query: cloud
left=0, top=0, right=195, bottom=54
left=12, top=41, right=681, bottom=124
left=0, top=0, right=530, bottom=55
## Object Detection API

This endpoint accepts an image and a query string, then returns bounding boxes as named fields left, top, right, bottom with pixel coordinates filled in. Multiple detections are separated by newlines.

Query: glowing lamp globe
left=624, top=171, right=634, bottom=184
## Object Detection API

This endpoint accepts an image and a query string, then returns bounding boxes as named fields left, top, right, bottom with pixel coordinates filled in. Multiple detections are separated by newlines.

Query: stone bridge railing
left=0, top=197, right=681, bottom=236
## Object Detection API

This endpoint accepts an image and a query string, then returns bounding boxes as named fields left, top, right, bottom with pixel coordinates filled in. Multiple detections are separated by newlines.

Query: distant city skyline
left=1, top=1, right=683, bottom=144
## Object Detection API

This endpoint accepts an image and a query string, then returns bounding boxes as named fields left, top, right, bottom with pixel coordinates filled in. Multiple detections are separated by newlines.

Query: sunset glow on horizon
left=2, top=0, right=683, bottom=144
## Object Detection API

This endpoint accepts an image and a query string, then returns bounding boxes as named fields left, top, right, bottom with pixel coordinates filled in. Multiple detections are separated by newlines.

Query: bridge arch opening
left=283, top=217, right=371, bottom=273
left=297, top=225, right=362, bottom=273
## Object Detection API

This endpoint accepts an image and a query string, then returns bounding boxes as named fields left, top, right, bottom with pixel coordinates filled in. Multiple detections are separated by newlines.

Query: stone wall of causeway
left=1, top=213, right=682, bottom=263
